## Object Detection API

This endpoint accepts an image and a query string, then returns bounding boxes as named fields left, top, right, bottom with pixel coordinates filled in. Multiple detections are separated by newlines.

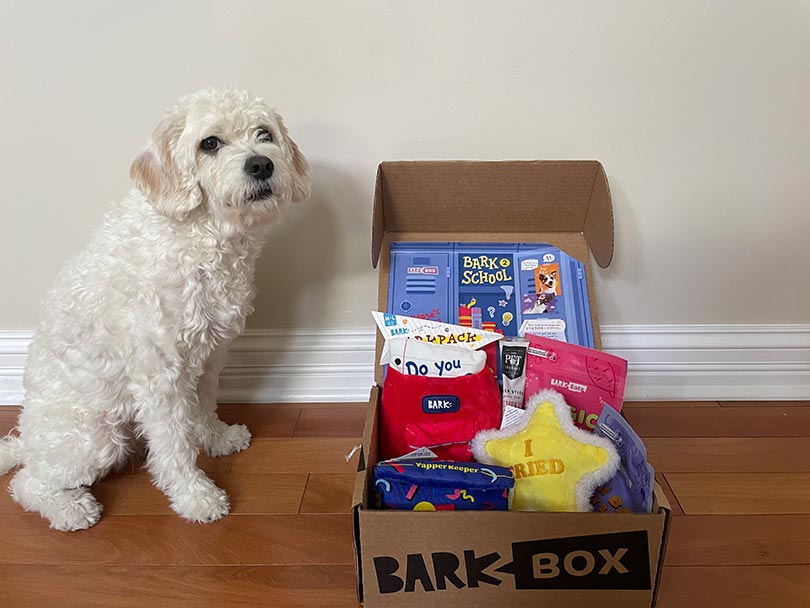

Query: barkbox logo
left=422, top=395, right=461, bottom=414
left=550, top=378, right=588, bottom=393
left=407, top=266, right=440, bottom=275
left=373, top=531, right=650, bottom=594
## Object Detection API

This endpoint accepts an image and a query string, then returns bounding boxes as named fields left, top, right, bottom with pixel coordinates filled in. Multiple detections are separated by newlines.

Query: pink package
left=524, top=335, right=628, bottom=431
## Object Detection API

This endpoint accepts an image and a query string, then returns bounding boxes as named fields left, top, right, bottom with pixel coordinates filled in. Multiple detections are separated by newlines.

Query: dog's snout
left=244, top=155, right=274, bottom=180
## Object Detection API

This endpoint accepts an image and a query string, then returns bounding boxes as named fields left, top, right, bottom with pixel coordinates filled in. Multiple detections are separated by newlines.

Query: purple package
left=591, top=405, right=654, bottom=513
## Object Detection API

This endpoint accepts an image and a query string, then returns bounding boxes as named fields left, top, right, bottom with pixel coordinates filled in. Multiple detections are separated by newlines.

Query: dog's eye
left=257, top=129, right=274, bottom=143
left=200, top=136, right=222, bottom=152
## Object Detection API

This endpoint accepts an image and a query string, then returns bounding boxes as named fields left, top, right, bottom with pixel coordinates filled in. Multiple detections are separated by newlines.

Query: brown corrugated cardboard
left=354, top=160, right=670, bottom=608
left=371, top=161, right=614, bottom=270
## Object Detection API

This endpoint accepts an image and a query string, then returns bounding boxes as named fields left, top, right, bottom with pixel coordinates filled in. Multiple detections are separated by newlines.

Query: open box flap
left=371, top=160, right=614, bottom=269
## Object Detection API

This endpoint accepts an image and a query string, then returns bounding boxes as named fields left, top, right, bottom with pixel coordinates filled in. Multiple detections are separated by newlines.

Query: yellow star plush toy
left=471, top=390, right=619, bottom=512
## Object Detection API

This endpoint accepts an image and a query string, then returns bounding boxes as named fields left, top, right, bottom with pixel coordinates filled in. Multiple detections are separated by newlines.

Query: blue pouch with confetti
left=374, top=460, right=514, bottom=511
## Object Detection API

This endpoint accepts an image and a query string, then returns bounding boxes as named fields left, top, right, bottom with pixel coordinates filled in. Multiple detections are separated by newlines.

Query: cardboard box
left=352, top=161, right=671, bottom=608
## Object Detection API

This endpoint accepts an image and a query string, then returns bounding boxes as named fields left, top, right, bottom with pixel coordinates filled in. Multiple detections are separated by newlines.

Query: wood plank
left=222, top=402, right=365, bottom=410
left=96, top=469, right=307, bottom=516
left=294, top=404, right=367, bottom=438
left=9, top=437, right=359, bottom=476
left=655, top=473, right=684, bottom=515
left=0, top=468, right=308, bottom=517
left=0, top=514, right=354, bottom=566
left=657, top=565, right=810, bottom=608
left=0, top=436, right=359, bottom=515
left=0, top=405, right=301, bottom=440
left=0, top=565, right=359, bottom=608
left=197, top=436, right=361, bottom=476
left=646, top=437, right=810, bottom=473
left=300, top=473, right=356, bottom=514
left=666, top=473, right=810, bottom=515
left=202, top=403, right=302, bottom=438
left=720, top=401, right=810, bottom=408
left=625, top=401, right=720, bottom=408
left=198, top=437, right=362, bottom=474
left=0, top=406, right=19, bottom=435
left=666, top=515, right=810, bottom=566
left=624, top=405, right=810, bottom=437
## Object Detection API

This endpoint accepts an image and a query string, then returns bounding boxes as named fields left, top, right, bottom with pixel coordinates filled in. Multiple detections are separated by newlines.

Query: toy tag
left=372, top=311, right=502, bottom=365
left=384, top=447, right=439, bottom=462
left=387, top=337, right=486, bottom=378
left=344, top=444, right=362, bottom=462
left=500, top=405, right=528, bottom=429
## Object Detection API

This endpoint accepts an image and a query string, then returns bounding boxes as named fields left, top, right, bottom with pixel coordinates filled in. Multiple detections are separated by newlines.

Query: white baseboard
left=1, top=325, right=808, bottom=405
left=600, top=324, right=810, bottom=401
left=216, top=329, right=376, bottom=403
left=0, top=331, right=33, bottom=406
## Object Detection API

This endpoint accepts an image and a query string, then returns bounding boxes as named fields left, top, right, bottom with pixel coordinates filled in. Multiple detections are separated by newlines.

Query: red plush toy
left=380, top=366, right=502, bottom=461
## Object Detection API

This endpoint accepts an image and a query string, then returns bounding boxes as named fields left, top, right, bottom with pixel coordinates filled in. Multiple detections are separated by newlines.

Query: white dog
left=0, top=87, right=310, bottom=531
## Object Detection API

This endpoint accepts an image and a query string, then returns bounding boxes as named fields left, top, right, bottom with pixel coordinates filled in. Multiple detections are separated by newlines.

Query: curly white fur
left=0, top=87, right=310, bottom=531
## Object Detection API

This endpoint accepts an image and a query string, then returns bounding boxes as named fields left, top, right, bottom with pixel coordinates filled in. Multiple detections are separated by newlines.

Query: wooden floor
left=1, top=401, right=809, bottom=607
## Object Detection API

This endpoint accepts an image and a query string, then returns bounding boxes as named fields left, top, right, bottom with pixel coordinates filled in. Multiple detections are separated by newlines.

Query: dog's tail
left=0, top=435, right=23, bottom=474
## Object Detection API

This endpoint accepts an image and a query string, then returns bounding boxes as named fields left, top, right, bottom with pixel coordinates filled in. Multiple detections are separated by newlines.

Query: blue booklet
left=387, top=242, right=594, bottom=347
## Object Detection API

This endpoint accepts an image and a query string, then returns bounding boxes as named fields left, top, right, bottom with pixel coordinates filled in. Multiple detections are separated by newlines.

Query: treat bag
left=380, top=367, right=502, bottom=461
left=524, top=334, right=628, bottom=431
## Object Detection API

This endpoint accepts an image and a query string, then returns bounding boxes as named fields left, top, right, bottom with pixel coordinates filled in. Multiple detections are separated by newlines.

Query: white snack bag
left=372, top=311, right=502, bottom=365
left=387, top=337, right=486, bottom=378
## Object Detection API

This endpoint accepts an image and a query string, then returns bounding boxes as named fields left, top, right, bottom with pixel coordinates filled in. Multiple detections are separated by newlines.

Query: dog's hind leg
left=195, top=344, right=251, bottom=457
left=9, top=468, right=102, bottom=531
left=0, top=435, right=23, bottom=474
left=9, top=390, right=128, bottom=531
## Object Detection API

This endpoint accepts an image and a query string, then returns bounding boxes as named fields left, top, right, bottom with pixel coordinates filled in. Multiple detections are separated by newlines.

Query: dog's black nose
left=244, top=155, right=274, bottom=180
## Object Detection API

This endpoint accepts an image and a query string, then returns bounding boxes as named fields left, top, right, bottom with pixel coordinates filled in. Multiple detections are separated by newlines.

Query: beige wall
left=1, top=0, right=809, bottom=331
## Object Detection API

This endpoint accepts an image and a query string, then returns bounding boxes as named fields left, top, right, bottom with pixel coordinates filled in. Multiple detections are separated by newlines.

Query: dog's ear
left=275, top=113, right=311, bottom=204
left=130, top=106, right=202, bottom=220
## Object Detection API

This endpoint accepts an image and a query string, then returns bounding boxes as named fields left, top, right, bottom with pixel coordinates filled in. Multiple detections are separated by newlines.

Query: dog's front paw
left=49, top=488, right=104, bottom=532
left=172, top=484, right=230, bottom=524
left=205, top=423, right=252, bottom=457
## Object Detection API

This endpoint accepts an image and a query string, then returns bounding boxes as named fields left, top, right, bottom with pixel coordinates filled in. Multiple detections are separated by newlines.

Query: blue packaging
left=387, top=242, right=594, bottom=347
left=591, top=405, right=655, bottom=514
left=374, top=460, right=514, bottom=511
